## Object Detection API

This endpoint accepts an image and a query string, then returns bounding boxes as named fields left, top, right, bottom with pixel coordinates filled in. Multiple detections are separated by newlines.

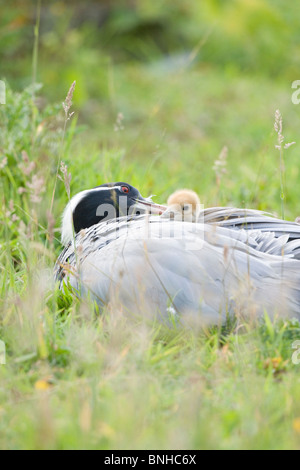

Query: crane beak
left=132, top=196, right=167, bottom=215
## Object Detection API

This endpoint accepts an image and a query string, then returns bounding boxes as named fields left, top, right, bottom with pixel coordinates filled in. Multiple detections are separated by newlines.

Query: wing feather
left=55, top=216, right=300, bottom=325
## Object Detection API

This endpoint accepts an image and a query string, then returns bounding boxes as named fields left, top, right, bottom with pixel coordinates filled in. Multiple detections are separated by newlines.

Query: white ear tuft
left=61, top=190, right=89, bottom=246
left=60, top=186, right=121, bottom=245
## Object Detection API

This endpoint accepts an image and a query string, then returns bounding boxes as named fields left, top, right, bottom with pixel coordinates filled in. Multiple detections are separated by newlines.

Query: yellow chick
left=163, top=189, right=201, bottom=222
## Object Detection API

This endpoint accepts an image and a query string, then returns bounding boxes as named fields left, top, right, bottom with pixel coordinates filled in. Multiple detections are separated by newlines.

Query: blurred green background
left=2, top=1, right=300, bottom=450
left=1, top=0, right=300, bottom=214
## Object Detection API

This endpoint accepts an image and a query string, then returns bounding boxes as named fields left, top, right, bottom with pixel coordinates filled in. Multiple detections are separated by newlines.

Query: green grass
left=1, top=0, right=300, bottom=450
left=0, top=74, right=300, bottom=450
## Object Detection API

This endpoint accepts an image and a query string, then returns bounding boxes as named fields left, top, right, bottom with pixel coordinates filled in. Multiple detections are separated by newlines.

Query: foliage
left=0, top=0, right=300, bottom=450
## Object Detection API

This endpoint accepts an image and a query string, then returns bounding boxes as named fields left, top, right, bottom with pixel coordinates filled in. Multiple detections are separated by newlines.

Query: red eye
left=121, top=186, right=129, bottom=194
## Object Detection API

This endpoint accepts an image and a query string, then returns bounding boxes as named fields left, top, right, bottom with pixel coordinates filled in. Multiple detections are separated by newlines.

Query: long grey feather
left=55, top=214, right=300, bottom=325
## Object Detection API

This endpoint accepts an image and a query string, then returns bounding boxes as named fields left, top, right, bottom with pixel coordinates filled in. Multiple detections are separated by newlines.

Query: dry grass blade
left=49, top=81, right=76, bottom=216
left=274, top=109, right=296, bottom=220
left=213, top=146, right=228, bottom=188
left=63, top=81, right=76, bottom=120
left=58, top=161, right=72, bottom=200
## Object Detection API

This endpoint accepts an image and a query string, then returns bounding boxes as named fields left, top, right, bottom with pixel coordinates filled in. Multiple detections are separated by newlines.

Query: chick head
left=165, top=189, right=201, bottom=222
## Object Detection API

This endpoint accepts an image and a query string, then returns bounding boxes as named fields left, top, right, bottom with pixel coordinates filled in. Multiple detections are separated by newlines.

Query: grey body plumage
left=55, top=198, right=300, bottom=325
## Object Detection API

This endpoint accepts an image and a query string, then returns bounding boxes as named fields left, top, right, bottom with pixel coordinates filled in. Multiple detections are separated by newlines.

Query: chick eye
left=121, top=186, right=129, bottom=194
left=183, top=205, right=189, bottom=211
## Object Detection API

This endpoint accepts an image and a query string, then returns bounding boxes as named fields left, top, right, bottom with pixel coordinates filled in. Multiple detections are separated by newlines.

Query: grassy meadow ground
left=1, top=0, right=300, bottom=450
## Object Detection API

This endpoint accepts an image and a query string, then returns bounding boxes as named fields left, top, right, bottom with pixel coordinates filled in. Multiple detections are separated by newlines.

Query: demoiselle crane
left=55, top=183, right=300, bottom=326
